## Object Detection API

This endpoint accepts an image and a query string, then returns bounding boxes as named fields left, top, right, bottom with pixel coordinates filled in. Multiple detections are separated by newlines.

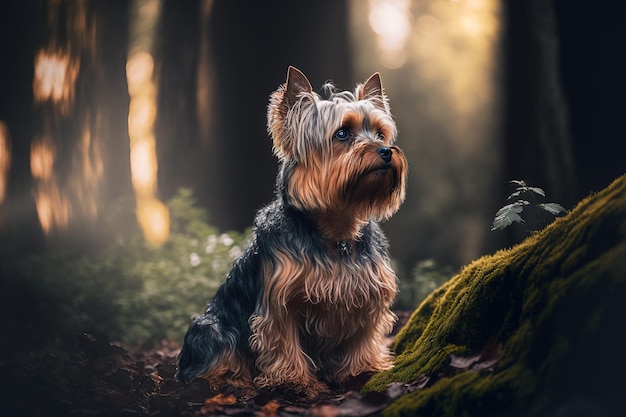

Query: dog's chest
left=296, top=254, right=395, bottom=340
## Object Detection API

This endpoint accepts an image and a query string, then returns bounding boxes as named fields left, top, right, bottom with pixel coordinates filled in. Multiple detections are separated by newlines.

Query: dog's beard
left=333, top=144, right=407, bottom=220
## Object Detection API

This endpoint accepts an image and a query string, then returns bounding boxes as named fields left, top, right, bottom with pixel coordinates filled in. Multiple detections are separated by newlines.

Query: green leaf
left=528, top=187, right=546, bottom=197
left=507, top=190, right=522, bottom=200
left=491, top=200, right=529, bottom=231
left=538, top=202, right=566, bottom=215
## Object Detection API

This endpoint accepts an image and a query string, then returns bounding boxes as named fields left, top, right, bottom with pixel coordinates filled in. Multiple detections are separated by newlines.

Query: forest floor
left=0, top=312, right=414, bottom=417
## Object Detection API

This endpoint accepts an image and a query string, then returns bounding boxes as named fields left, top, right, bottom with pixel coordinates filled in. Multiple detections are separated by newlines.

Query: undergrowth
left=1, top=189, right=248, bottom=348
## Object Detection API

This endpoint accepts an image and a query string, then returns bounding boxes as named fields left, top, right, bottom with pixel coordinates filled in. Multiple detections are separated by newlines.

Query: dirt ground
left=0, top=312, right=413, bottom=417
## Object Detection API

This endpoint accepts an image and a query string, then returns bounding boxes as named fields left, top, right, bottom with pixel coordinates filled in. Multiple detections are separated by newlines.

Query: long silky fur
left=176, top=241, right=262, bottom=384
left=177, top=67, right=407, bottom=397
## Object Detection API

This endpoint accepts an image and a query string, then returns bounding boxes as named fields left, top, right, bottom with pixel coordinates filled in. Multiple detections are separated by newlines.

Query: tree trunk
left=502, top=0, right=576, bottom=207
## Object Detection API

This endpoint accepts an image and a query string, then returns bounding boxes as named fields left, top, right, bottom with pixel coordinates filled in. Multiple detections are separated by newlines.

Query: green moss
left=367, top=175, right=626, bottom=416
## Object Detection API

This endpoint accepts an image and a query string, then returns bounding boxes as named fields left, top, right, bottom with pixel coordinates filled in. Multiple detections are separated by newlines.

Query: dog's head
left=267, top=67, right=407, bottom=240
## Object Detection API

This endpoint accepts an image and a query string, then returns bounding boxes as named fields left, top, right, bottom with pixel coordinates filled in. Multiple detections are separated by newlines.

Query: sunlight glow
left=128, top=94, right=157, bottom=139
left=415, top=14, right=440, bottom=37
left=30, top=1, right=104, bottom=235
left=30, top=138, right=55, bottom=181
left=0, top=122, right=10, bottom=205
left=412, top=0, right=500, bottom=119
left=368, top=0, right=412, bottom=69
left=126, top=51, right=155, bottom=96
left=33, top=49, right=80, bottom=115
left=136, top=196, right=170, bottom=247
left=129, top=137, right=158, bottom=192
left=31, top=137, right=70, bottom=233
left=127, top=0, right=169, bottom=246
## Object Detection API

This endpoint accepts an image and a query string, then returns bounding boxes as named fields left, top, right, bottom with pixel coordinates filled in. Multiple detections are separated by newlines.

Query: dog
left=176, top=66, right=407, bottom=398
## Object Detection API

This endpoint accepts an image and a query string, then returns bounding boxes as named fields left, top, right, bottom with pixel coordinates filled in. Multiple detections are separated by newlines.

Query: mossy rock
left=366, top=174, right=626, bottom=416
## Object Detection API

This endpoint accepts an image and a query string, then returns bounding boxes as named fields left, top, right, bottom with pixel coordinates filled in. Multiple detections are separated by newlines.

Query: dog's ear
left=271, top=67, right=314, bottom=121
left=283, top=66, right=313, bottom=109
left=268, top=66, right=316, bottom=160
left=358, top=73, right=390, bottom=114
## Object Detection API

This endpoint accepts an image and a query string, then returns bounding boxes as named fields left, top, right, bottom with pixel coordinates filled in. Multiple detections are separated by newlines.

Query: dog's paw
left=293, top=379, right=330, bottom=400
left=254, top=374, right=329, bottom=400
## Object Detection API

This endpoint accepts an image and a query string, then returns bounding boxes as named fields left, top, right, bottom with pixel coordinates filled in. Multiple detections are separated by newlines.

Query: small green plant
left=491, top=180, right=567, bottom=232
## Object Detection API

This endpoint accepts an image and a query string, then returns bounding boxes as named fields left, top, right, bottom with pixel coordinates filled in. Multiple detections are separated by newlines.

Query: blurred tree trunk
left=163, top=0, right=353, bottom=231
left=553, top=0, right=626, bottom=200
left=502, top=0, right=576, bottom=208
left=207, top=0, right=352, bottom=231
left=0, top=0, right=130, bottom=251
left=0, top=1, right=43, bottom=251
left=155, top=0, right=202, bottom=206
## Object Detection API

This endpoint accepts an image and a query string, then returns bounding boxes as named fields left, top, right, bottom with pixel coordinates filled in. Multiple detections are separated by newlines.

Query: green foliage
left=1, top=189, right=249, bottom=348
left=491, top=180, right=566, bottom=231
left=395, top=259, right=455, bottom=310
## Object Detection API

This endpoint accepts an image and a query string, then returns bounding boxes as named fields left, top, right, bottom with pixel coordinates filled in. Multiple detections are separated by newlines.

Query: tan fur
left=277, top=97, right=407, bottom=242
left=200, top=350, right=254, bottom=393
left=249, top=244, right=398, bottom=395
left=243, top=67, right=406, bottom=398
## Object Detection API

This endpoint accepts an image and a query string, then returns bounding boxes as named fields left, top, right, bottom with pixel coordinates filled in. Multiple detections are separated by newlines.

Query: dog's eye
left=334, top=128, right=350, bottom=141
left=375, top=131, right=385, bottom=141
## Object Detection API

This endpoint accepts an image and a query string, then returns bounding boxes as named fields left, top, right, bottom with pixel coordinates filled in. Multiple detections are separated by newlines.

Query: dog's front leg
left=249, top=308, right=327, bottom=398
left=335, top=309, right=396, bottom=383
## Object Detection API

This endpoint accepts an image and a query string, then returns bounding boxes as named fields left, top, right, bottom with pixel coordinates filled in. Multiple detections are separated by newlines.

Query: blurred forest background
left=0, top=0, right=624, bottom=348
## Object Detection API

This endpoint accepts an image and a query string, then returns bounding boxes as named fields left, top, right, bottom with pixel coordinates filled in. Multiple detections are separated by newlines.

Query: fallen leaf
left=259, top=399, right=281, bottom=417
left=200, top=393, right=237, bottom=414
left=336, top=391, right=388, bottom=416
left=384, top=382, right=408, bottom=400
left=407, top=374, right=431, bottom=391
left=311, top=404, right=339, bottom=417
left=471, top=357, right=500, bottom=371
left=447, top=340, right=503, bottom=372
left=150, top=371, right=163, bottom=384
left=448, top=353, right=482, bottom=370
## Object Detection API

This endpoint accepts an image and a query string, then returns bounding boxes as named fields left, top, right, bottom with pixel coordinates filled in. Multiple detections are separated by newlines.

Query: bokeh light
left=30, top=136, right=70, bottom=233
left=0, top=122, right=11, bottom=205
left=368, top=0, right=412, bottom=69
left=33, top=49, right=80, bottom=115
left=127, top=0, right=169, bottom=246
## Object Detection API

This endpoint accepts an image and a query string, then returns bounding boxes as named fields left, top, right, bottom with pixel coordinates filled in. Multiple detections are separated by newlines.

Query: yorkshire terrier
left=176, top=66, right=407, bottom=398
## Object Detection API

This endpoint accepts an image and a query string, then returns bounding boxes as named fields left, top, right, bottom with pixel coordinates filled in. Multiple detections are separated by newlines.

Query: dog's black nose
left=378, top=147, right=392, bottom=163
